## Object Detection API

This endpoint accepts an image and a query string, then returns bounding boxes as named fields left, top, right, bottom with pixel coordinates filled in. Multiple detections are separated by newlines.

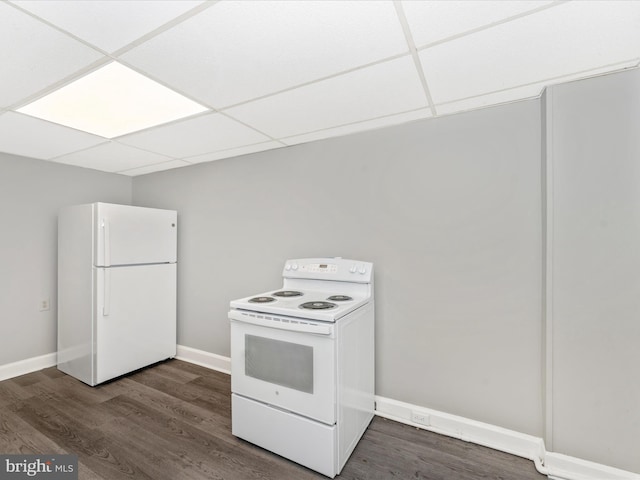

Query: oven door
left=230, top=310, right=336, bottom=425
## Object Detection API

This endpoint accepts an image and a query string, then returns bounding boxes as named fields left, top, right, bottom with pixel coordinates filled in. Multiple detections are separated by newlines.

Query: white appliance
left=229, top=257, right=374, bottom=478
left=57, top=202, right=177, bottom=386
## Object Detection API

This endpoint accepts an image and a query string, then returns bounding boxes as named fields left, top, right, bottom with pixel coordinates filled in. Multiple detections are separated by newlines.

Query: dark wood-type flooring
left=0, top=360, right=545, bottom=479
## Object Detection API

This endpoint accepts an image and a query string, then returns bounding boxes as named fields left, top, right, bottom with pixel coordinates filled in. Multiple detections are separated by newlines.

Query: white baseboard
left=545, top=453, right=640, bottom=480
left=374, top=395, right=640, bottom=480
left=175, top=344, right=231, bottom=374
left=0, top=346, right=231, bottom=382
left=374, top=396, right=546, bottom=467
left=0, top=352, right=57, bottom=382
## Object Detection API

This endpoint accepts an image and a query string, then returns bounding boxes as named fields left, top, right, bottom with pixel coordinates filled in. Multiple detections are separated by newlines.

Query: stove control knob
left=285, top=264, right=292, bottom=271
left=292, top=263, right=299, bottom=271
left=350, top=265, right=357, bottom=273
left=358, top=265, right=367, bottom=274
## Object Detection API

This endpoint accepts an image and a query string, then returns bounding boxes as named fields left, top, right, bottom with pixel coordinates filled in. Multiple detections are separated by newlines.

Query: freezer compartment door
left=95, top=263, right=176, bottom=385
left=95, top=203, right=177, bottom=267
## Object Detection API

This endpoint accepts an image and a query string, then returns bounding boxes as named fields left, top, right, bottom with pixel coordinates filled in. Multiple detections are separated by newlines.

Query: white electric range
left=229, top=257, right=375, bottom=478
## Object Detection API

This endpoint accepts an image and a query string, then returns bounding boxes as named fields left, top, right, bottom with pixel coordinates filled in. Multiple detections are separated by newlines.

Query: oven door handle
left=229, top=310, right=333, bottom=335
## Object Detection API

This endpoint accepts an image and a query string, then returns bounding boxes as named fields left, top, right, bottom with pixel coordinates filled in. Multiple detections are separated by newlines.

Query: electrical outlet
left=411, top=411, right=430, bottom=427
left=39, top=298, right=50, bottom=312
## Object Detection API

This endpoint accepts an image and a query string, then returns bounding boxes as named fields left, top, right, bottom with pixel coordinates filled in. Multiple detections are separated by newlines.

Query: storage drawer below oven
left=232, top=394, right=338, bottom=478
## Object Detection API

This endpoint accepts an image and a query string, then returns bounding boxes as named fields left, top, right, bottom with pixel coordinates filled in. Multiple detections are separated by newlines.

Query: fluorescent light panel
left=17, top=62, right=208, bottom=138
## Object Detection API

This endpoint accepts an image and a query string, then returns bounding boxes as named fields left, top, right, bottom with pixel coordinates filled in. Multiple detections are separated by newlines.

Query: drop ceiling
left=1, top=0, right=639, bottom=176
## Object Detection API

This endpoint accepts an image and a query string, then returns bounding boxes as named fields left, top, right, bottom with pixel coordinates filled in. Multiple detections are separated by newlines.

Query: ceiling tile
left=402, top=0, right=554, bottom=47
left=0, top=112, right=106, bottom=159
left=225, top=56, right=428, bottom=139
left=121, top=0, right=409, bottom=108
left=2, top=0, right=639, bottom=176
left=117, top=113, right=271, bottom=159
left=185, top=141, right=284, bottom=164
left=118, top=159, right=192, bottom=177
left=0, top=2, right=103, bottom=108
left=435, top=61, right=640, bottom=117
left=435, top=84, right=545, bottom=117
left=281, top=108, right=432, bottom=146
left=10, top=0, right=206, bottom=53
left=53, top=141, right=174, bottom=173
left=419, top=1, right=640, bottom=105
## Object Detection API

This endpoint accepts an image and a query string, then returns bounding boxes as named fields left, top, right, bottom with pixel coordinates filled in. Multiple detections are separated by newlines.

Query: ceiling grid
left=0, top=0, right=638, bottom=176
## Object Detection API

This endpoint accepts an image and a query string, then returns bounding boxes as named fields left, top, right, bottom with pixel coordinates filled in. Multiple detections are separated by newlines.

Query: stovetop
left=229, top=288, right=370, bottom=322
left=229, top=257, right=373, bottom=322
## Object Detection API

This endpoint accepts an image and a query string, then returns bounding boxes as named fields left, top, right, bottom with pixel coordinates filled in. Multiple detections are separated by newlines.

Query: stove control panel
left=283, top=258, right=373, bottom=283
left=299, top=263, right=338, bottom=274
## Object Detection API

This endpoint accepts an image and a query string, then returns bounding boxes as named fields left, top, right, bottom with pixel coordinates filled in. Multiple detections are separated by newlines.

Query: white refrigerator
left=57, top=202, right=177, bottom=386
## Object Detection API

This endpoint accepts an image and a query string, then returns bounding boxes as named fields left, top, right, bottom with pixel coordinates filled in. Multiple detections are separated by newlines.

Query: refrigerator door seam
left=102, top=262, right=176, bottom=268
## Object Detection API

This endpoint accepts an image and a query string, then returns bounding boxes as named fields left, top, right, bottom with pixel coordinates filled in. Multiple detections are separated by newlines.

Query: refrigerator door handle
left=102, top=218, right=111, bottom=267
left=103, top=269, right=111, bottom=316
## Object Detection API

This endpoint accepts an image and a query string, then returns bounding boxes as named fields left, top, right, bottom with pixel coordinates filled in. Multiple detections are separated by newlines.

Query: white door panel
left=231, top=319, right=336, bottom=425
left=95, top=203, right=177, bottom=266
left=95, top=263, right=176, bottom=384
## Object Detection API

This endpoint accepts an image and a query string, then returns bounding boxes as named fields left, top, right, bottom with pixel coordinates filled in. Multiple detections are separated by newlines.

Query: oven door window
left=245, top=335, right=313, bottom=394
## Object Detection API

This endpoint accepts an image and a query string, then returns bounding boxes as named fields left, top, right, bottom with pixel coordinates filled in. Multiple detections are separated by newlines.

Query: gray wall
left=133, top=99, right=544, bottom=437
left=4, top=66, right=638, bottom=473
left=0, top=153, right=131, bottom=366
left=548, top=68, right=640, bottom=472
